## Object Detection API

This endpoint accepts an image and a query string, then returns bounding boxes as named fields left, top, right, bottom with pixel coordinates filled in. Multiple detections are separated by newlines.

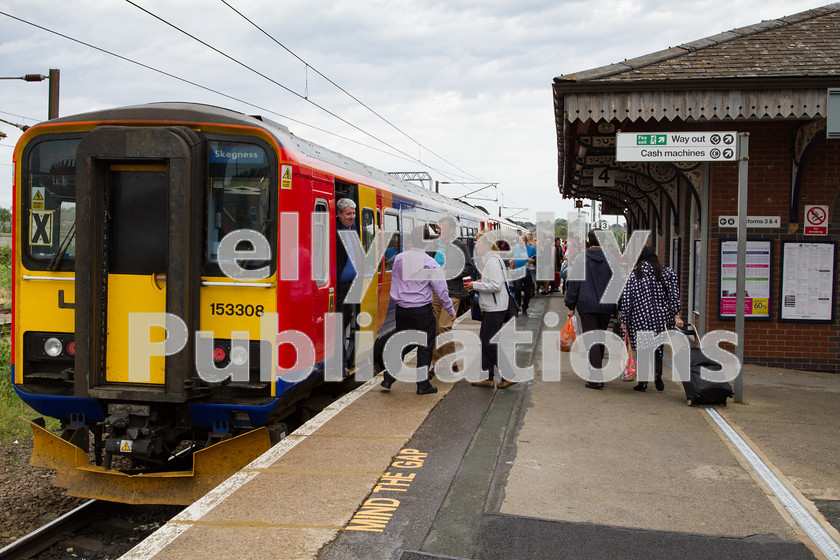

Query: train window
left=403, top=217, right=414, bottom=250
left=206, top=141, right=273, bottom=270
left=361, top=208, right=375, bottom=253
left=313, top=200, right=329, bottom=286
left=376, top=208, right=382, bottom=266
left=22, top=138, right=81, bottom=269
left=383, top=212, right=399, bottom=272
left=424, top=223, right=440, bottom=241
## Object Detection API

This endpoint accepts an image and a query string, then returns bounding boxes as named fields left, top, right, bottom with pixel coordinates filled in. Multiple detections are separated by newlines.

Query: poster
left=780, top=242, right=836, bottom=322
left=719, top=240, right=771, bottom=318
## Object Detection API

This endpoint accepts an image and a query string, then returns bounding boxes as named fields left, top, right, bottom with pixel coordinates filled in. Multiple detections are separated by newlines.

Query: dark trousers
left=639, top=347, right=664, bottom=382
left=336, top=281, right=357, bottom=367
left=480, top=310, right=507, bottom=381
left=578, top=312, right=612, bottom=376
left=513, top=273, right=533, bottom=312
left=384, top=304, right=436, bottom=385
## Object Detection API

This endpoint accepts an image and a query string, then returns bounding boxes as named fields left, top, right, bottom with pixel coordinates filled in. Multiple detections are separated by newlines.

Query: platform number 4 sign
left=593, top=167, right=615, bottom=187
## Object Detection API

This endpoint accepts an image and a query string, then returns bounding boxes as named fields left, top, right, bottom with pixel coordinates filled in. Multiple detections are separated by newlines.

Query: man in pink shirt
left=382, top=226, right=455, bottom=394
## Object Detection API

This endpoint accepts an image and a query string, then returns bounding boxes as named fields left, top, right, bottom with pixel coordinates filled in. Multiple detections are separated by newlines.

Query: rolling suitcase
left=673, top=325, right=734, bottom=407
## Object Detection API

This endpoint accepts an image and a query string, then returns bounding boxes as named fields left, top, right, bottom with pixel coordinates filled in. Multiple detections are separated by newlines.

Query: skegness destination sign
left=616, top=132, right=738, bottom=162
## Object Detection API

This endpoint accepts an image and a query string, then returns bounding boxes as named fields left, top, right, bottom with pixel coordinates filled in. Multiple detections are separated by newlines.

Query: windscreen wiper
left=48, top=221, right=76, bottom=271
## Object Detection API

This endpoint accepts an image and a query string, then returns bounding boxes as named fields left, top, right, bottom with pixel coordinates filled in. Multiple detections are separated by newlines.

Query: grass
left=0, top=338, right=38, bottom=444
left=0, top=248, right=60, bottom=445
left=1, top=341, right=61, bottom=446
left=0, top=246, right=10, bottom=305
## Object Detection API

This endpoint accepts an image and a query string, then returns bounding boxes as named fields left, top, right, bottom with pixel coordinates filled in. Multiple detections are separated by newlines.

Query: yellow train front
left=10, top=103, right=372, bottom=504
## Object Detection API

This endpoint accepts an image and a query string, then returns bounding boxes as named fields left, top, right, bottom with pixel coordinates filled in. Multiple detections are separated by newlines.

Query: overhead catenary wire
left=123, top=0, right=426, bottom=166
left=218, top=0, right=484, bottom=184
left=0, top=109, right=39, bottom=122
left=0, top=8, right=502, bottom=200
left=0, top=9, right=467, bottom=179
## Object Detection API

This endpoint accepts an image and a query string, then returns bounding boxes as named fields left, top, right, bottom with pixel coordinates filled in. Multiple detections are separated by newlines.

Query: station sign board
left=718, top=216, right=780, bottom=228
left=616, top=131, right=738, bottom=162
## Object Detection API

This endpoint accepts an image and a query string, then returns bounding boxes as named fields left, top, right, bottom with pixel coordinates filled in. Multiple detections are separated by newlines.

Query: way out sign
left=616, top=131, right=738, bottom=162
left=804, top=205, right=829, bottom=235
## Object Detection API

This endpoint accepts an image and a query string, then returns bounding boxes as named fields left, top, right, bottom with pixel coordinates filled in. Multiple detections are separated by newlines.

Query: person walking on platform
left=431, top=215, right=474, bottom=375
left=381, top=226, right=455, bottom=395
left=466, top=231, right=515, bottom=389
left=564, top=230, right=617, bottom=389
left=553, top=236, right=565, bottom=293
left=509, top=234, right=536, bottom=314
left=619, top=245, right=683, bottom=392
left=537, top=233, right=554, bottom=295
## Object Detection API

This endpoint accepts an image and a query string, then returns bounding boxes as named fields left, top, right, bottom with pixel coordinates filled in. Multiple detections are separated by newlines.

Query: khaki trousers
left=432, top=294, right=461, bottom=365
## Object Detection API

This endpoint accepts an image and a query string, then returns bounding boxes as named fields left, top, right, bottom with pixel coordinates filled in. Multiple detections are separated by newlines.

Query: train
left=11, top=102, right=527, bottom=504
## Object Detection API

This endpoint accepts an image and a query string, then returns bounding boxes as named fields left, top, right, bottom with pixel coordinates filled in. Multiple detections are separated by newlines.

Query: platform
left=121, top=294, right=840, bottom=560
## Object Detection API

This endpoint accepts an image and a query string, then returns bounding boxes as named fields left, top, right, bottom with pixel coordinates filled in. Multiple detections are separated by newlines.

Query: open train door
left=356, top=185, right=379, bottom=372
left=74, top=126, right=203, bottom=402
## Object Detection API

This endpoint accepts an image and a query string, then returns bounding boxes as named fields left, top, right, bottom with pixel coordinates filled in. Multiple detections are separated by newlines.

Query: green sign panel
left=635, top=134, right=667, bottom=146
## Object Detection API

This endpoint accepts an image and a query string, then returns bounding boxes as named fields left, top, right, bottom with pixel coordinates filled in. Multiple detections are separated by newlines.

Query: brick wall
left=703, top=121, right=840, bottom=373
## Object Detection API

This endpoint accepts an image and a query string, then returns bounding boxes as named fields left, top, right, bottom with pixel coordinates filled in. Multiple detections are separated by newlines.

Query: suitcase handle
left=670, top=323, right=700, bottom=346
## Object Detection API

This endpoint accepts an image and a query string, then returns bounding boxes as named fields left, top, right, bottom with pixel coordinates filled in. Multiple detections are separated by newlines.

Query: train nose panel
left=28, top=419, right=271, bottom=505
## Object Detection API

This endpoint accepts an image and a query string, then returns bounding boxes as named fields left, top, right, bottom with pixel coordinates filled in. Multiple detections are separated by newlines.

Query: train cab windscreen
left=206, top=140, right=274, bottom=271
left=22, top=138, right=81, bottom=270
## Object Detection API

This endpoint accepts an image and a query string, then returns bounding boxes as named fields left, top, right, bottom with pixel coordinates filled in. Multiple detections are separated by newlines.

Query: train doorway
left=103, top=163, right=169, bottom=384
left=74, top=126, right=203, bottom=401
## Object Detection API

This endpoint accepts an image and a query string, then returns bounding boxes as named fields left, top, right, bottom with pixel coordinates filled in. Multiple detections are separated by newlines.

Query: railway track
left=0, top=500, right=182, bottom=560
left=0, top=500, right=104, bottom=560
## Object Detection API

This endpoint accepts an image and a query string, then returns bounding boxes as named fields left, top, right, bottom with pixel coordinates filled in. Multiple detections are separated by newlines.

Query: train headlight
left=230, top=346, right=249, bottom=366
left=44, top=337, right=63, bottom=357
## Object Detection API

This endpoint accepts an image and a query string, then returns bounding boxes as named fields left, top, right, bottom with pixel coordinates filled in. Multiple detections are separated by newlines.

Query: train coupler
left=102, top=404, right=158, bottom=468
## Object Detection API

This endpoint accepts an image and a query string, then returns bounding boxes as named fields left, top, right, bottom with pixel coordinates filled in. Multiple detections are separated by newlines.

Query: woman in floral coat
left=619, top=245, right=683, bottom=392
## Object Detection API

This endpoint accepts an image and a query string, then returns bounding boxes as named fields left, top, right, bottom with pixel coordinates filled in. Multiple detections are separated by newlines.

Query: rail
left=0, top=500, right=106, bottom=560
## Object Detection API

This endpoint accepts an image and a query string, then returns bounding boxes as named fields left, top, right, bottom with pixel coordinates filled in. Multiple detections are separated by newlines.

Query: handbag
left=621, top=334, right=636, bottom=381
left=505, top=283, right=520, bottom=321
left=470, top=292, right=482, bottom=321
left=496, top=256, right=520, bottom=321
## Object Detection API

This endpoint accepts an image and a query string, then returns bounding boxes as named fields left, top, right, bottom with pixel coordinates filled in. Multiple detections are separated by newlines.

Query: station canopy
left=552, top=3, right=840, bottom=229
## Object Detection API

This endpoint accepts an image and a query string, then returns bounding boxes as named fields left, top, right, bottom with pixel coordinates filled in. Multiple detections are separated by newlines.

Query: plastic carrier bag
left=559, top=316, right=576, bottom=352
left=621, top=334, right=636, bottom=381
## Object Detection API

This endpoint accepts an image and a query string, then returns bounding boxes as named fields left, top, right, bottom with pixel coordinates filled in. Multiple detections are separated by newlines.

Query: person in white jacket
left=464, top=231, right=515, bottom=389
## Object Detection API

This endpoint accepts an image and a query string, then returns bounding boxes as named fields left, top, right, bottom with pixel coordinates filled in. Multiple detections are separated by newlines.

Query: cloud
left=0, top=0, right=825, bottom=218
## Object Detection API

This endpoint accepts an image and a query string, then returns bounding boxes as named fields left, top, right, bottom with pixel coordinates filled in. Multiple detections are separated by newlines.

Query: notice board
left=779, top=241, right=836, bottom=322
left=719, top=240, right=772, bottom=319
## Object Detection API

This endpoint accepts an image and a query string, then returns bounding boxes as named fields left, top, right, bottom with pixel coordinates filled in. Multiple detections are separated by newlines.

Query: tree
left=0, top=208, right=10, bottom=233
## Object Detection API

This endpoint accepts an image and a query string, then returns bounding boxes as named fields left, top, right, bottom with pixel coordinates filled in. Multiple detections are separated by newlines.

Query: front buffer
left=28, top=420, right=271, bottom=505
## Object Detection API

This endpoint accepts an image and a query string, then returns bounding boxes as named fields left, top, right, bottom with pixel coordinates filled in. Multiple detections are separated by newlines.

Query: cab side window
left=313, top=200, right=329, bottom=286
left=361, top=208, right=375, bottom=252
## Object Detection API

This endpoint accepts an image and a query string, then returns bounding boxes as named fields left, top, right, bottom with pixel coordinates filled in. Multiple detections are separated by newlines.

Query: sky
left=0, top=0, right=828, bottom=224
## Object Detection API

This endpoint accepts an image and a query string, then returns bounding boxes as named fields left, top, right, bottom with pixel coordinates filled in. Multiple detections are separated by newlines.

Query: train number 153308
left=209, top=303, right=265, bottom=317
